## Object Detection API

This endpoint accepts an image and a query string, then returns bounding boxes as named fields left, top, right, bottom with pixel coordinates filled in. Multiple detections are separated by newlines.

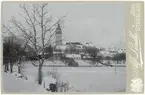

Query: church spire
left=55, top=23, right=62, bottom=45
left=55, top=23, right=62, bottom=34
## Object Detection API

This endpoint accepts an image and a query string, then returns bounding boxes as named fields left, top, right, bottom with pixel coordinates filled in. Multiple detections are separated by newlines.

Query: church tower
left=55, top=24, right=62, bottom=45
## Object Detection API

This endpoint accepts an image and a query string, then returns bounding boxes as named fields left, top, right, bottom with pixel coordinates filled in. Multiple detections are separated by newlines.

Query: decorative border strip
left=126, top=2, right=144, bottom=93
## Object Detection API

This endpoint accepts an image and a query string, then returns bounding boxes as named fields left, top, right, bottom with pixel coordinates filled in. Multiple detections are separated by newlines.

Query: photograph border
left=0, top=1, right=144, bottom=94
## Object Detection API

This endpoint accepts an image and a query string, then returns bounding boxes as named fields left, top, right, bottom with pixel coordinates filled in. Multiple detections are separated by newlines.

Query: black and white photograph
left=2, top=2, right=126, bottom=93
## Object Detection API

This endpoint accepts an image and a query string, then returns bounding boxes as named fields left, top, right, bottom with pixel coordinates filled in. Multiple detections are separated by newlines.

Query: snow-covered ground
left=2, top=60, right=126, bottom=93
left=75, top=60, right=91, bottom=66
left=22, top=61, right=126, bottom=92
left=2, top=72, right=47, bottom=94
left=57, top=67, right=126, bottom=92
left=31, top=60, right=66, bottom=66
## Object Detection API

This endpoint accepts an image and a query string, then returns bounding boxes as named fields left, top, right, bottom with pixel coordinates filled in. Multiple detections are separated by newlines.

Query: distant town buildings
left=52, top=24, right=125, bottom=57
left=98, top=47, right=126, bottom=58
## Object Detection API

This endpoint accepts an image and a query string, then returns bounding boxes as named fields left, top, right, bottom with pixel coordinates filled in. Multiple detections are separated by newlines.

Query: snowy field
left=2, top=60, right=126, bottom=93
left=2, top=72, right=47, bottom=93
left=56, top=67, right=126, bottom=92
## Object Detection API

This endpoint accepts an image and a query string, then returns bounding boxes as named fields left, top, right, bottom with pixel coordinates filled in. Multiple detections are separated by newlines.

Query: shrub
left=47, top=68, right=71, bottom=92
left=66, top=58, right=79, bottom=67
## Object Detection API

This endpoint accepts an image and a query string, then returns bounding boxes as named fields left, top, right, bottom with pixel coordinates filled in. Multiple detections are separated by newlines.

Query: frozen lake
left=21, top=63, right=126, bottom=92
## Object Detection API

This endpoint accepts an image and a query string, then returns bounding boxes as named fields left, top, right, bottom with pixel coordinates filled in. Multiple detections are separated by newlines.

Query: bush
left=112, top=53, right=126, bottom=61
left=47, top=68, right=71, bottom=92
left=66, top=58, right=79, bottom=67
left=58, top=81, right=70, bottom=92
left=68, top=61, right=78, bottom=67
left=61, top=57, right=79, bottom=67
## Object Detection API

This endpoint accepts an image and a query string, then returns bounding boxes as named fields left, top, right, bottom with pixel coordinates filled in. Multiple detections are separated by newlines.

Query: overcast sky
left=2, top=2, right=125, bottom=48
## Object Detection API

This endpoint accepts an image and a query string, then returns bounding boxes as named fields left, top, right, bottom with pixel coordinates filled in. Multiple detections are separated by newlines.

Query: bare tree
left=3, top=3, right=67, bottom=84
left=3, top=34, right=28, bottom=74
left=85, top=46, right=99, bottom=60
left=112, top=52, right=126, bottom=64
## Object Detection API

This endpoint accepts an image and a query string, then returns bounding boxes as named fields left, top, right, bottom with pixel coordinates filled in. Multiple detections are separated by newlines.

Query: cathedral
left=53, top=24, right=84, bottom=54
left=53, top=23, right=67, bottom=54
left=53, top=24, right=95, bottom=55
left=55, top=24, right=62, bottom=46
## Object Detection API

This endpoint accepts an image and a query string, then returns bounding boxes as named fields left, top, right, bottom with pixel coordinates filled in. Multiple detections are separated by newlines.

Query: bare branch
left=3, top=25, right=36, bottom=53
left=20, top=4, right=38, bottom=50
left=10, top=17, right=37, bottom=49
left=45, top=14, right=67, bottom=32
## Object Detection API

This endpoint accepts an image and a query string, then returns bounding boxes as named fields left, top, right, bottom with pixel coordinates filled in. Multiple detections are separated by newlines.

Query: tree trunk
left=5, top=62, right=9, bottom=72
left=18, top=64, right=21, bottom=74
left=38, top=63, right=43, bottom=85
left=56, top=82, right=58, bottom=92
left=4, top=63, right=7, bottom=71
left=18, top=58, right=21, bottom=74
left=18, top=58, right=22, bottom=74
left=10, top=63, right=13, bottom=73
left=7, top=63, right=9, bottom=71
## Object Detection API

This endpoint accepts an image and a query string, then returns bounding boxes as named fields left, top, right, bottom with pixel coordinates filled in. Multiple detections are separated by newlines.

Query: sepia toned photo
left=1, top=1, right=143, bottom=94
